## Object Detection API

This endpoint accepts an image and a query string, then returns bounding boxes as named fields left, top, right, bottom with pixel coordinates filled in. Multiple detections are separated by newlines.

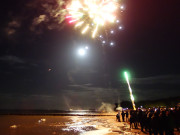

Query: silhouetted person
left=156, top=107, right=161, bottom=115
left=125, top=111, right=129, bottom=122
left=167, top=110, right=174, bottom=135
left=138, top=109, right=143, bottom=128
left=130, top=111, right=135, bottom=128
left=147, top=112, right=153, bottom=135
left=116, top=113, right=120, bottom=122
left=134, top=110, right=138, bottom=129
left=121, top=111, right=125, bottom=122
left=140, top=111, right=147, bottom=132
left=174, top=106, right=180, bottom=131
left=159, top=111, right=168, bottom=135
left=143, top=111, right=148, bottom=132
left=151, top=112, right=160, bottom=135
left=130, top=116, right=134, bottom=128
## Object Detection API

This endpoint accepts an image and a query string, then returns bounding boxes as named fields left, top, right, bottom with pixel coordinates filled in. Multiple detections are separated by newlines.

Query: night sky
left=0, top=0, right=180, bottom=110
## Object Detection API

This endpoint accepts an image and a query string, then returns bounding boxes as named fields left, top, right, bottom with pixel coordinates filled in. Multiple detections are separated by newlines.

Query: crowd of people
left=116, top=106, right=180, bottom=135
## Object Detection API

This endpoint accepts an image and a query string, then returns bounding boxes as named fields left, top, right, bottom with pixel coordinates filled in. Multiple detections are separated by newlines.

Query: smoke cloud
left=5, top=0, right=68, bottom=36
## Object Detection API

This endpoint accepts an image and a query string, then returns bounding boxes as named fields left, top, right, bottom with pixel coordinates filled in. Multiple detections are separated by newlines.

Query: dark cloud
left=131, top=74, right=180, bottom=84
left=0, top=55, right=40, bottom=70
left=0, top=55, right=25, bottom=64
left=3, top=0, right=67, bottom=37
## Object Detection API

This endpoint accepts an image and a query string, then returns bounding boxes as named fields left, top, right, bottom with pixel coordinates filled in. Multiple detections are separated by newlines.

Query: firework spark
left=66, top=0, right=122, bottom=38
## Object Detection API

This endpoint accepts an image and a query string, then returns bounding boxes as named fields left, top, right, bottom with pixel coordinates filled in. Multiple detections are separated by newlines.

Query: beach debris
left=38, top=118, right=46, bottom=123
left=10, top=125, right=17, bottom=129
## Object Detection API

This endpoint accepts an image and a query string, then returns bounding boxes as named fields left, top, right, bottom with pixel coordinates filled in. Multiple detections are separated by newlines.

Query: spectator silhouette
left=151, top=112, right=160, bottom=135
left=116, top=113, right=120, bottom=122
left=125, top=111, right=129, bottom=122
left=121, top=111, right=125, bottom=122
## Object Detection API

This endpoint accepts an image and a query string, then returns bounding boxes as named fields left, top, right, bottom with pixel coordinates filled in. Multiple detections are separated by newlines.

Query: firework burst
left=66, top=0, right=123, bottom=39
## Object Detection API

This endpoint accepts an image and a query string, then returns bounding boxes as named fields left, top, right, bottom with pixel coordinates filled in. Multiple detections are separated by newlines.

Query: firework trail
left=124, top=72, right=136, bottom=110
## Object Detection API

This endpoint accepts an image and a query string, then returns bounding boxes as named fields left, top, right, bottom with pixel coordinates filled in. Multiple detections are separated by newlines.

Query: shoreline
left=0, top=111, right=118, bottom=116
left=0, top=113, right=116, bottom=116
left=0, top=115, right=179, bottom=135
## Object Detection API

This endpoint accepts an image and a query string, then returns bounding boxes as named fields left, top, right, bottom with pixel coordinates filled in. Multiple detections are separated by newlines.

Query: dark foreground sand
left=0, top=115, right=179, bottom=135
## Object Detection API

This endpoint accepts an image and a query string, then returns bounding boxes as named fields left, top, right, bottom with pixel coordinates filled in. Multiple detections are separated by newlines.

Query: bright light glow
left=69, top=19, right=79, bottom=23
left=110, top=30, right=114, bottom=34
left=116, top=20, right=120, bottom=23
left=119, top=26, right=122, bottom=29
left=110, top=42, right=114, bottom=46
left=82, top=25, right=89, bottom=34
left=75, top=21, right=84, bottom=27
left=92, top=24, right=99, bottom=38
left=120, top=5, right=124, bottom=10
left=102, top=40, right=106, bottom=44
left=78, top=48, right=85, bottom=56
left=124, top=72, right=136, bottom=110
left=66, top=0, right=121, bottom=38
left=85, top=46, right=88, bottom=49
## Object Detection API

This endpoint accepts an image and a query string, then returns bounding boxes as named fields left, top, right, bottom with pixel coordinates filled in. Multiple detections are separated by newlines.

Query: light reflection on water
left=62, top=117, right=97, bottom=133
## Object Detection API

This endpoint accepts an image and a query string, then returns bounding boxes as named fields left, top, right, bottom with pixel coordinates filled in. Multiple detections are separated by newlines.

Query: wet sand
left=0, top=115, right=179, bottom=135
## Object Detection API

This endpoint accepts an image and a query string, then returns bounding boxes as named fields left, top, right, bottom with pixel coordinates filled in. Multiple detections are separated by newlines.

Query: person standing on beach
left=151, top=112, right=160, bottom=135
left=159, top=111, right=168, bottom=135
left=130, top=111, right=135, bottom=128
left=116, top=113, right=120, bottom=122
left=121, top=111, right=125, bottom=122
left=147, top=111, right=153, bottom=135
left=125, top=111, right=129, bottom=122
left=174, top=106, right=180, bottom=131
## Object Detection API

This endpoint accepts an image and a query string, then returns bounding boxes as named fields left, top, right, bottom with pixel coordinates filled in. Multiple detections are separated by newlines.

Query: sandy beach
left=0, top=115, right=179, bottom=135
left=0, top=115, right=140, bottom=135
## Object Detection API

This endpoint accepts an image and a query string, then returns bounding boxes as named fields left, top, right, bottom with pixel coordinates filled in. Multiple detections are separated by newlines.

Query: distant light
left=119, top=26, right=122, bottom=30
left=110, top=30, right=114, bottom=34
left=48, top=68, right=52, bottom=72
left=78, top=48, right=85, bottom=56
left=110, top=42, right=114, bottom=46
left=99, top=35, right=103, bottom=38
left=120, top=5, right=124, bottom=10
left=102, top=41, right=106, bottom=44
left=116, top=20, right=120, bottom=23
left=85, top=46, right=88, bottom=49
